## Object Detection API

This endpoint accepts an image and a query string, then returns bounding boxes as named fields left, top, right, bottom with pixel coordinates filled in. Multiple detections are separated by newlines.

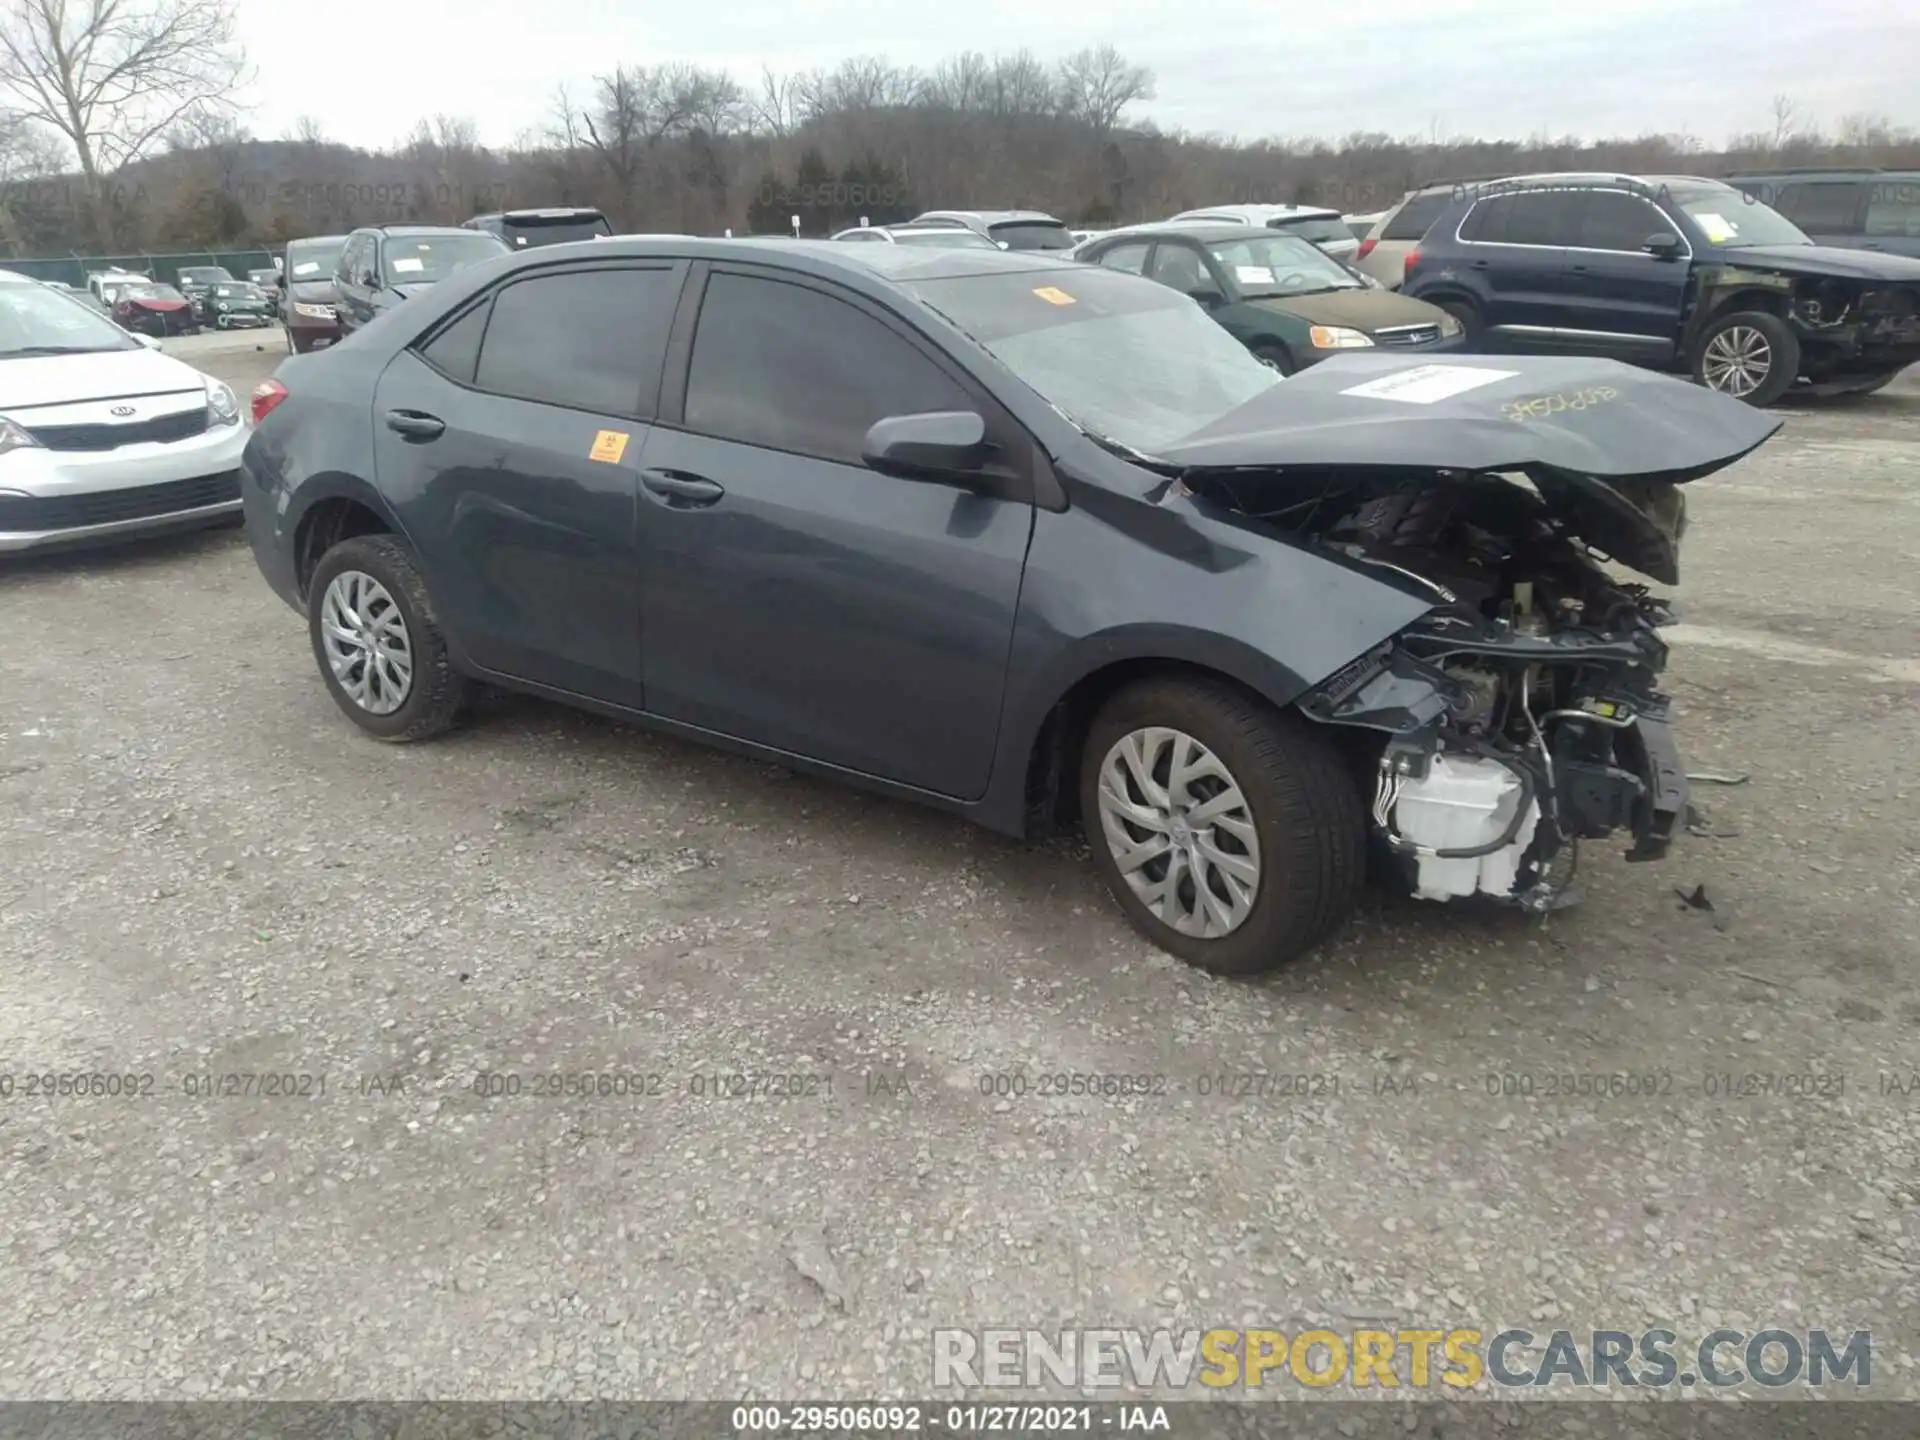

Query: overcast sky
left=239, top=0, right=1919, bottom=152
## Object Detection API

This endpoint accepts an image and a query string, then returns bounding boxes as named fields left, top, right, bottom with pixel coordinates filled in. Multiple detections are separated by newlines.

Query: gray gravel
left=0, top=351, right=1916, bottom=1401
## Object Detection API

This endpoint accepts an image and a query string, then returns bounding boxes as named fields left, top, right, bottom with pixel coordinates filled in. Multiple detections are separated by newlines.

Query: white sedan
left=0, top=273, right=248, bottom=554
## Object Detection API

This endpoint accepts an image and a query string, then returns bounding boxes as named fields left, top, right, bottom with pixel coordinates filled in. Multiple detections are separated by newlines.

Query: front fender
left=976, top=475, right=1434, bottom=833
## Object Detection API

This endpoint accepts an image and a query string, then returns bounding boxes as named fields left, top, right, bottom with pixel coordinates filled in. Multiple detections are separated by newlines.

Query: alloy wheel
left=1701, top=326, right=1772, bottom=398
left=1096, top=726, right=1262, bottom=938
left=319, top=570, right=414, bottom=715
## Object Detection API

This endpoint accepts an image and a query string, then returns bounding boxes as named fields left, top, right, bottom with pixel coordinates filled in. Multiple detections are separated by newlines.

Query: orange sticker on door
left=1031, top=286, right=1076, bottom=305
left=589, top=429, right=629, bottom=463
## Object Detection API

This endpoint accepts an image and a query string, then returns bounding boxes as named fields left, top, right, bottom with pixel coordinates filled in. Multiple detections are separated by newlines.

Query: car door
left=1454, top=190, right=1576, bottom=344
left=1553, top=189, right=1690, bottom=361
left=635, top=264, right=1037, bottom=800
left=370, top=261, right=688, bottom=708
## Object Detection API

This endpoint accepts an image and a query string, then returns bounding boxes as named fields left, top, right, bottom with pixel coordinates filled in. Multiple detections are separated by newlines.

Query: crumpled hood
left=289, top=278, right=337, bottom=303
left=1154, top=354, right=1782, bottom=585
left=1715, top=244, right=1920, bottom=283
left=1245, top=287, right=1449, bottom=330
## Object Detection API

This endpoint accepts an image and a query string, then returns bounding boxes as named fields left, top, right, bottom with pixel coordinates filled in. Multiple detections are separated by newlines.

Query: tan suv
left=1355, top=177, right=1513, bottom=288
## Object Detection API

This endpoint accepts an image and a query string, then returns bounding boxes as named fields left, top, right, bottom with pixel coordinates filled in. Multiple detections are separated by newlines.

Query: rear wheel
left=307, top=535, right=468, bottom=742
left=1079, top=677, right=1365, bottom=975
left=1693, top=310, right=1799, bottom=406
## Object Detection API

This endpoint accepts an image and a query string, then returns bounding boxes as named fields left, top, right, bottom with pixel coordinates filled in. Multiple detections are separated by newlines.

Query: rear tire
left=1693, top=310, right=1798, bottom=406
left=307, top=535, right=468, bottom=743
left=1079, top=677, right=1365, bottom=976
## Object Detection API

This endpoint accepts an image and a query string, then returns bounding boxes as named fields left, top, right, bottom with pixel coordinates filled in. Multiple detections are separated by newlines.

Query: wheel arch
left=290, top=478, right=406, bottom=602
left=1014, top=640, right=1310, bottom=838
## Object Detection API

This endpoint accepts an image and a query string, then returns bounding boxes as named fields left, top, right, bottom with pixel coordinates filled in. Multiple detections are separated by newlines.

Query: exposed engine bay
left=1190, top=465, right=1691, bottom=912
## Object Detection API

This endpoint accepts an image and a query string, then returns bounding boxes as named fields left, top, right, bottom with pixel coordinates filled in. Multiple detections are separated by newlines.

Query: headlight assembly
left=205, top=380, right=241, bottom=426
left=1309, top=325, right=1374, bottom=350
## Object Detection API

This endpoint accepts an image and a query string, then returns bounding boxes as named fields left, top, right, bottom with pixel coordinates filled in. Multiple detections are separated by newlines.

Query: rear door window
left=1778, top=181, right=1868, bottom=232
left=1571, top=191, right=1675, bottom=251
left=471, top=265, right=683, bottom=417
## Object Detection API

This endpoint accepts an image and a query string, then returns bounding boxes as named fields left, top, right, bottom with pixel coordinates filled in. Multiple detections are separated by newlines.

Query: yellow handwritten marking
left=589, top=429, right=630, bottom=463
left=1501, top=386, right=1620, bottom=422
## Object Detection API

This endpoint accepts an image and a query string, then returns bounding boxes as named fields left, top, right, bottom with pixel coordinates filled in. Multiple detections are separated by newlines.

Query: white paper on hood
left=1340, top=364, right=1520, bottom=404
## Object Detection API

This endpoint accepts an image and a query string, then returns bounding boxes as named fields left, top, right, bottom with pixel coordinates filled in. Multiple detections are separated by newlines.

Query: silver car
left=1165, top=204, right=1360, bottom=263
left=830, top=224, right=1002, bottom=249
left=903, top=210, right=1077, bottom=251
left=0, top=271, right=248, bottom=554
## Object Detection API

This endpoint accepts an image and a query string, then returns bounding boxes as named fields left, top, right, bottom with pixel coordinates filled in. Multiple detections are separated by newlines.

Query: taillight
left=251, top=378, right=287, bottom=425
left=1355, top=237, right=1377, bottom=261
left=1402, top=248, right=1421, bottom=280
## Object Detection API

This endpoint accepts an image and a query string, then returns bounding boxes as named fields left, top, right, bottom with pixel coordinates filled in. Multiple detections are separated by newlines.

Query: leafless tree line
left=0, top=0, right=1913, bottom=256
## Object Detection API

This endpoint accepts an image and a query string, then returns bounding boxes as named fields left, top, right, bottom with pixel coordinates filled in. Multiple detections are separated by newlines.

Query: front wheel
left=1079, top=678, right=1365, bottom=975
left=1250, top=342, right=1295, bottom=375
left=1693, top=310, right=1799, bottom=406
left=307, top=535, right=468, bottom=742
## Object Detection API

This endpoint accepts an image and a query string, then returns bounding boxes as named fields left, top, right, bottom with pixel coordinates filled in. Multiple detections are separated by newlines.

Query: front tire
left=1693, top=310, right=1799, bottom=406
left=307, top=535, right=468, bottom=742
left=1079, top=677, right=1365, bottom=976
left=1250, top=342, right=1295, bottom=375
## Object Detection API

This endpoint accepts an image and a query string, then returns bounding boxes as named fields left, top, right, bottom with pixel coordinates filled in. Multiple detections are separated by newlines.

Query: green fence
left=1, top=249, right=277, bottom=288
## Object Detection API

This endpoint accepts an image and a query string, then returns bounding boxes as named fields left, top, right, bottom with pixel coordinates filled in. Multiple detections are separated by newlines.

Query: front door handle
left=1469, top=259, right=1491, bottom=270
left=641, top=469, right=724, bottom=505
left=384, top=409, right=444, bottom=441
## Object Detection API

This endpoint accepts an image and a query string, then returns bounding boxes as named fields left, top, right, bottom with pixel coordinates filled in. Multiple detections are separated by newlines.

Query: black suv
left=333, top=225, right=511, bottom=337
left=1724, top=168, right=1920, bottom=260
left=1404, top=173, right=1920, bottom=404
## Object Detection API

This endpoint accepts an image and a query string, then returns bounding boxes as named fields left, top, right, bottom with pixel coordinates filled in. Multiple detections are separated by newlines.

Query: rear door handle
left=1469, top=259, right=1492, bottom=270
left=641, top=469, right=724, bottom=505
left=384, top=409, right=444, bottom=441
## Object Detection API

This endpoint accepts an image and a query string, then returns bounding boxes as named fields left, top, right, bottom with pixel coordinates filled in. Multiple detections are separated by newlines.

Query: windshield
left=892, top=229, right=999, bottom=248
left=499, top=214, right=612, bottom=248
left=1271, top=215, right=1356, bottom=246
left=1208, top=234, right=1362, bottom=296
left=1669, top=187, right=1812, bottom=248
left=125, top=284, right=184, bottom=302
left=0, top=282, right=137, bottom=355
left=382, top=233, right=510, bottom=284
left=178, top=268, right=231, bottom=284
left=211, top=283, right=260, bottom=299
left=286, top=240, right=346, bottom=281
left=907, top=267, right=1282, bottom=455
left=988, top=221, right=1075, bottom=251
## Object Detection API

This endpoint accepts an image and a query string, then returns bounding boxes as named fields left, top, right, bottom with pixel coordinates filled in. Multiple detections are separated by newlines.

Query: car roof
left=358, top=224, right=484, bottom=236
left=476, top=235, right=1078, bottom=286
left=287, top=233, right=350, bottom=245
left=1173, top=203, right=1342, bottom=220
left=1085, top=222, right=1286, bottom=245
left=912, top=210, right=1065, bottom=225
left=473, top=207, right=608, bottom=221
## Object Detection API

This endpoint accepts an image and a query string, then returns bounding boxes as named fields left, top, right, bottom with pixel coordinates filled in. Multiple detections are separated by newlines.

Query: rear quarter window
left=1382, top=193, right=1452, bottom=241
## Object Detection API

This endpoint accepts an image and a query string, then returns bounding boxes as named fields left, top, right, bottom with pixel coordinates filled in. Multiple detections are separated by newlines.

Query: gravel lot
left=1, top=336, right=1916, bottom=1402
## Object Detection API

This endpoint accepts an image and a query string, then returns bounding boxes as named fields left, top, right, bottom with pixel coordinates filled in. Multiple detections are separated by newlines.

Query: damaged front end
left=1203, top=468, right=1692, bottom=912
left=1151, top=353, right=1780, bottom=913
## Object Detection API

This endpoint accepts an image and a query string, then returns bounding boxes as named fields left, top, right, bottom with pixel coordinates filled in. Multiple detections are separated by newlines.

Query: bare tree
left=0, top=0, right=250, bottom=240
left=987, top=50, right=1054, bottom=118
left=748, top=64, right=799, bottom=137
left=284, top=113, right=326, bottom=145
left=798, top=56, right=918, bottom=118
left=567, top=64, right=737, bottom=223
left=1055, top=44, right=1154, bottom=143
left=164, top=106, right=248, bottom=193
left=1768, top=94, right=1796, bottom=152
left=919, top=51, right=991, bottom=112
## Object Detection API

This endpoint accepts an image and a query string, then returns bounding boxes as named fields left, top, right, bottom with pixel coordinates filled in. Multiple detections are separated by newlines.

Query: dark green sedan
left=1073, top=222, right=1465, bottom=373
left=196, top=280, right=276, bottom=331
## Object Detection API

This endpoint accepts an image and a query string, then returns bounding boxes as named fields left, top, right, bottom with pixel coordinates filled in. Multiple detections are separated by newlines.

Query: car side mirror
left=1643, top=233, right=1684, bottom=260
left=131, top=333, right=161, bottom=351
left=861, top=411, right=990, bottom=484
